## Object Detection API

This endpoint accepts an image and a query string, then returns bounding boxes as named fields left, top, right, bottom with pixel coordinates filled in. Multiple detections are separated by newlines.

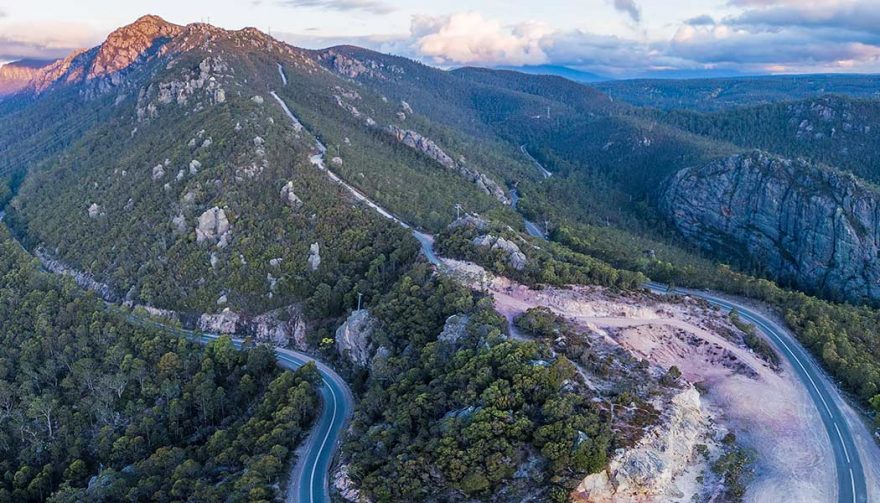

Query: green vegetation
left=712, top=433, right=756, bottom=502
left=436, top=219, right=646, bottom=290
left=344, top=267, right=615, bottom=501
left=552, top=222, right=880, bottom=418
left=729, top=309, right=780, bottom=367
left=0, top=226, right=319, bottom=502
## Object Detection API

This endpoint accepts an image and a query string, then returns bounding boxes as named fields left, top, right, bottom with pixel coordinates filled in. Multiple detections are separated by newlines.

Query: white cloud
left=0, top=21, right=101, bottom=61
left=411, top=12, right=550, bottom=67
left=279, top=0, right=394, bottom=15
left=610, top=0, right=641, bottom=23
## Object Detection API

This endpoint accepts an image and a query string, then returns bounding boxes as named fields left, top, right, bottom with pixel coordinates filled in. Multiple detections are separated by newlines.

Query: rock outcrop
left=573, top=386, right=708, bottom=502
left=281, top=181, right=303, bottom=209
left=195, top=207, right=230, bottom=247
left=308, top=242, right=321, bottom=271
left=437, top=314, right=470, bottom=346
left=0, top=59, right=54, bottom=96
left=472, top=234, right=528, bottom=270
left=661, top=150, right=880, bottom=302
left=199, top=304, right=308, bottom=348
left=335, top=309, right=376, bottom=367
left=386, top=125, right=510, bottom=204
left=333, top=464, right=372, bottom=503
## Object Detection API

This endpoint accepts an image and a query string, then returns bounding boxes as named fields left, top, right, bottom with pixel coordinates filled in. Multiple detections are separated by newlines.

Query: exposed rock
left=331, top=156, right=343, bottom=166
left=449, top=214, right=488, bottom=231
left=0, top=59, right=54, bottom=96
left=214, top=88, right=225, bottom=103
left=171, top=213, right=187, bottom=233
left=189, top=159, right=201, bottom=174
left=199, top=304, right=308, bottom=347
left=88, top=203, right=101, bottom=219
left=401, top=100, right=413, bottom=114
left=308, top=242, right=321, bottom=271
left=269, top=257, right=283, bottom=267
left=333, top=464, right=372, bottom=503
left=387, top=125, right=455, bottom=168
left=27, top=15, right=183, bottom=95
left=281, top=181, right=303, bottom=209
left=152, top=164, right=165, bottom=180
left=335, top=309, right=376, bottom=367
left=199, top=308, right=240, bottom=334
left=195, top=207, right=230, bottom=246
left=35, top=248, right=117, bottom=302
left=437, top=314, right=469, bottom=345
left=661, top=150, right=880, bottom=302
left=472, top=234, right=528, bottom=270
left=395, top=112, right=406, bottom=121
left=386, top=125, right=510, bottom=204
left=573, top=387, right=708, bottom=502
left=252, top=305, right=308, bottom=348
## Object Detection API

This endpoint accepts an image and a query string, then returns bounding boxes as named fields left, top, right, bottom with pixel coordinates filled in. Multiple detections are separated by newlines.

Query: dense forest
left=0, top=227, right=319, bottom=502
left=342, top=266, right=631, bottom=502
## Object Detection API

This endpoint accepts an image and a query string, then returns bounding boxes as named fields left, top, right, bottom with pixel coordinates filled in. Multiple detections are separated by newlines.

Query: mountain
left=495, top=64, right=608, bottom=83
left=658, top=95, right=880, bottom=185
left=2, top=14, right=880, bottom=502
left=661, top=150, right=880, bottom=303
left=597, top=73, right=880, bottom=111
left=0, top=58, right=56, bottom=96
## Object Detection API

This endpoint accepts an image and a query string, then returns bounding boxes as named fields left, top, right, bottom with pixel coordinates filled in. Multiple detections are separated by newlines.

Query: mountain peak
left=90, top=14, right=182, bottom=79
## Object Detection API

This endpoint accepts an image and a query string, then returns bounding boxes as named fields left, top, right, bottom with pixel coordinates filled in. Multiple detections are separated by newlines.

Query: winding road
left=647, top=283, right=868, bottom=503
left=271, top=71, right=871, bottom=502
left=195, top=334, right=353, bottom=503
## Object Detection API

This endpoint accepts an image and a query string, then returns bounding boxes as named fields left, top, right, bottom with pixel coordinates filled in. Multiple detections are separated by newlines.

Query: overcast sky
left=2, top=0, right=880, bottom=78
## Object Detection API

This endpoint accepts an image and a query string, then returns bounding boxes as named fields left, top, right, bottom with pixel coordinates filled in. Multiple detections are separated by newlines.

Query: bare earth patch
left=443, top=258, right=836, bottom=502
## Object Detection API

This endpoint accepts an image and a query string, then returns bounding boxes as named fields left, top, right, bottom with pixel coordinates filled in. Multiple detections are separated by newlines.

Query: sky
left=2, top=0, right=880, bottom=78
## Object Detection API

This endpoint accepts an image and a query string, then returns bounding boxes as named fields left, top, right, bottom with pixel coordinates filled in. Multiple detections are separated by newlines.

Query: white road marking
left=835, top=422, right=852, bottom=464
left=652, top=286, right=861, bottom=503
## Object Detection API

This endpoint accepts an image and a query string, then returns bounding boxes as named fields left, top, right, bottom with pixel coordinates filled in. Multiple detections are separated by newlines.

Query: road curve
left=271, top=79, right=871, bottom=501
left=195, top=333, right=353, bottom=503
left=648, top=283, right=868, bottom=503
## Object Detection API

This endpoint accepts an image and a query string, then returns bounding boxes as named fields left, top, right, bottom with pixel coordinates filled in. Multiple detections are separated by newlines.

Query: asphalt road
left=191, top=332, right=353, bottom=503
left=270, top=83, right=871, bottom=501
left=648, top=283, right=867, bottom=503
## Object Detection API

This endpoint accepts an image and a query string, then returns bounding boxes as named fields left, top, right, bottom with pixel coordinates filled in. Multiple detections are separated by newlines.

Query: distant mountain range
left=494, top=64, right=608, bottom=83
left=0, top=58, right=56, bottom=96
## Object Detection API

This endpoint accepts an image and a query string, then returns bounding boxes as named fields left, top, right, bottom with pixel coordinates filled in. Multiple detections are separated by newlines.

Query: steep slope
left=661, top=150, right=880, bottom=303
left=3, top=16, right=420, bottom=321
left=0, top=59, right=55, bottom=96
left=661, top=95, right=880, bottom=185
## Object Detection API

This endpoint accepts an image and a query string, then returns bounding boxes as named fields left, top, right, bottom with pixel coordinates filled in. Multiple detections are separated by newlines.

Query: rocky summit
left=2, top=11, right=880, bottom=503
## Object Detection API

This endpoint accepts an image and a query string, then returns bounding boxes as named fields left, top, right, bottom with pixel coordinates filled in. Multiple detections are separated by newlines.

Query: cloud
left=285, top=4, right=880, bottom=77
left=685, top=15, right=716, bottom=26
left=411, top=12, right=550, bottom=66
left=610, top=0, right=641, bottom=23
left=278, top=0, right=394, bottom=15
left=0, top=21, right=100, bottom=61
left=729, top=1, right=880, bottom=36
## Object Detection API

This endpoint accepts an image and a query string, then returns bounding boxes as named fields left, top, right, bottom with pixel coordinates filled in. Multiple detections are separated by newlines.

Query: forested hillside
left=1, top=13, right=880, bottom=502
left=0, top=226, right=319, bottom=502
left=597, top=74, right=880, bottom=111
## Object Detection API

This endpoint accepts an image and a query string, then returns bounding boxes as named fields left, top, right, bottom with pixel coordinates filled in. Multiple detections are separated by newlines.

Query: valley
left=0, top=12, right=879, bottom=503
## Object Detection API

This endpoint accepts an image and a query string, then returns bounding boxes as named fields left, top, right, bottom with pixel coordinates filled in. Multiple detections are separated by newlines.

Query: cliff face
left=0, top=59, right=55, bottom=96
left=660, top=150, right=880, bottom=302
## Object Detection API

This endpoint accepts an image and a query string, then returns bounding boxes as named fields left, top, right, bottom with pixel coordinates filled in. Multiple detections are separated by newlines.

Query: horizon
left=3, top=1, right=880, bottom=79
